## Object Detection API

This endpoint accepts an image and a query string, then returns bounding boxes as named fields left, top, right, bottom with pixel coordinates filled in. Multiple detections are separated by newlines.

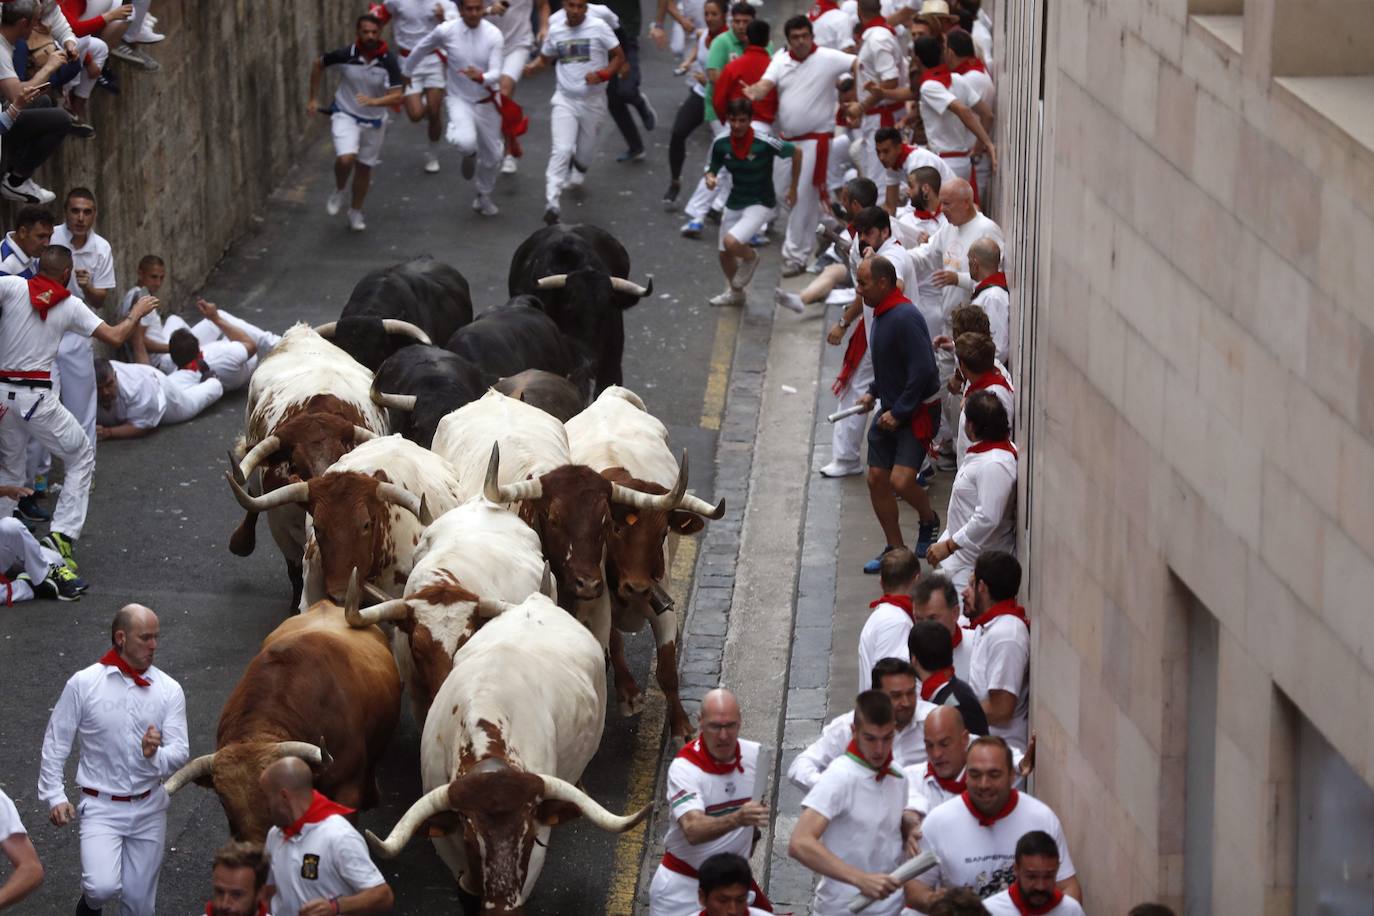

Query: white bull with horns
left=366, top=592, right=649, bottom=913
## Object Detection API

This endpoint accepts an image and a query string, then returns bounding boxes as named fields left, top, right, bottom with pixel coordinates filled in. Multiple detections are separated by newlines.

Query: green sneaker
left=40, top=531, right=77, bottom=573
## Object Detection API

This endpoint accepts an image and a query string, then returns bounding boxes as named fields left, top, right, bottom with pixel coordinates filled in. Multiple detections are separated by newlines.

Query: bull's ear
left=422, top=811, right=463, bottom=837
left=668, top=510, right=706, bottom=536
left=372, top=469, right=392, bottom=484
left=535, top=799, right=582, bottom=826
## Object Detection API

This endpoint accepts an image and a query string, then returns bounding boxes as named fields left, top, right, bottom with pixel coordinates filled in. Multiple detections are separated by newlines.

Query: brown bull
left=163, top=596, right=401, bottom=842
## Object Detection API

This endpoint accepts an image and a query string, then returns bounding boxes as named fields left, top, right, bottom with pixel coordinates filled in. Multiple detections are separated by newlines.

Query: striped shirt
left=0, top=232, right=36, bottom=278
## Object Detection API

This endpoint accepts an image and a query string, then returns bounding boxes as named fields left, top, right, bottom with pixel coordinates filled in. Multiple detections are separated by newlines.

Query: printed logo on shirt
left=556, top=39, right=593, bottom=61
left=301, top=854, right=321, bottom=881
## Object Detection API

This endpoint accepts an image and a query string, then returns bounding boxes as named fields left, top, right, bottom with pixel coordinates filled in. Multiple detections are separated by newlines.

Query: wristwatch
left=838, top=317, right=851, bottom=329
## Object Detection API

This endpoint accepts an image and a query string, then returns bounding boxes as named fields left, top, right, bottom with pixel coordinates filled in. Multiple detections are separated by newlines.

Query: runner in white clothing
left=523, top=0, right=623, bottom=225
left=403, top=0, right=508, bottom=215
left=746, top=16, right=855, bottom=275
left=856, top=547, right=920, bottom=689
left=94, top=358, right=223, bottom=436
left=143, top=298, right=281, bottom=393
left=968, top=236, right=1010, bottom=363
left=0, top=509, right=82, bottom=600
left=982, top=831, right=1086, bottom=915
left=39, top=605, right=189, bottom=916
left=788, top=658, right=934, bottom=792
left=375, top=0, right=458, bottom=173
left=0, top=786, right=42, bottom=908
left=947, top=28, right=995, bottom=210
left=907, top=738, right=1080, bottom=908
left=789, top=690, right=911, bottom=915
left=961, top=551, right=1031, bottom=754
left=486, top=0, right=550, bottom=174
left=843, top=0, right=905, bottom=189
left=907, top=35, right=995, bottom=188
left=0, top=246, right=158, bottom=572
left=874, top=127, right=953, bottom=210
left=649, top=688, right=771, bottom=916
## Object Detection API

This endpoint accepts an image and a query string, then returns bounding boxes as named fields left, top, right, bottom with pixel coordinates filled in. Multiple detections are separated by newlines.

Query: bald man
left=39, top=605, right=188, bottom=916
left=903, top=707, right=1030, bottom=829
left=967, top=237, right=1009, bottom=364
left=261, top=757, right=393, bottom=916
left=650, top=688, right=773, bottom=916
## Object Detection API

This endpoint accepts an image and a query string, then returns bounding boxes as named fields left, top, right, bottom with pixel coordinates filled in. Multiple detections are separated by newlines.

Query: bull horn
left=164, top=753, right=215, bottom=795
left=370, top=388, right=418, bottom=412
left=539, top=775, right=651, bottom=833
left=237, top=435, right=281, bottom=478
left=483, top=443, right=544, bottom=504
left=474, top=596, right=512, bottom=619
left=377, top=483, right=432, bottom=524
left=610, top=276, right=654, bottom=298
left=381, top=319, right=432, bottom=345
left=679, top=495, right=726, bottom=520
left=366, top=785, right=453, bottom=859
left=535, top=274, right=568, bottom=289
left=314, top=321, right=337, bottom=338
left=272, top=741, right=330, bottom=768
left=345, top=569, right=413, bottom=626
left=610, top=450, right=689, bottom=512
left=225, top=475, right=308, bottom=513
left=352, top=425, right=378, bottom=443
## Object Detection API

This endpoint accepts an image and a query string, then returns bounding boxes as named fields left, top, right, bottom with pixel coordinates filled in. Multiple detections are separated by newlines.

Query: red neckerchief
left=99, top=648, right=151, bottom=687
left=677, top=736, right=744, bottom=774
left=357, top=40, right=390, bottom=61
left=844, top=738, right=895, bottom=780
left=1009, top=883, right=1064, bottom=915
left=926, top=761, right=966, bottom=794
left=27, top=276, right=71, bottom=320
left=951, top=625, right=963, bottom=649
left=789, top=44, right=813, bottom=62
left=914, top=207, right=941, bottom=220
left=919, top=666, right=954, bottom=701
left=919, top=63, right=953, bottom=87
left=861, top=15, right=893, bottom=33
left=968, top=439, right=1017, bottom=458
left=808, top=0, right=838, bottom=20
left=966, top=369, right=1011, bottom=393
left=182, top=351, right=207, bottom=373
left=977, top=598, right=1030, bottom=629
left=707, top=25, right=726, bottom=42
left=953, top=57, right=987, bottom=75
left=728, top=126, right=756, bottom=162
left=962, top=788, right=1019, bottom=826
left=872, top=286, right=910, bottom=318
left=282, top=790, right=356, bottom=838
left=869, top=593, right=914, bottom=621
left=974, top=271, right=1008, bottom=295
left=205, top=903, right=268, bottom=916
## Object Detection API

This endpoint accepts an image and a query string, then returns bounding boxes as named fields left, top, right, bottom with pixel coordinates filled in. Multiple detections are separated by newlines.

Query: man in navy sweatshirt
left=856, top=255, right=942, bottom=568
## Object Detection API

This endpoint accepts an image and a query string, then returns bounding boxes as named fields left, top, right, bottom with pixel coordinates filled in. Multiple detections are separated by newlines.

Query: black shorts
left=867, top=420, right=925, bottom=470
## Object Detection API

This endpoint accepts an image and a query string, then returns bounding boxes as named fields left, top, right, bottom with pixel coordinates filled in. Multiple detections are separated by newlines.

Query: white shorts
left=501, top=44, right=531, bottom=82
left=330, top=111, right=387, bottom=167
left=402, top=52, right=446, bottom=94
left=719, top=203, right=774, bottom=250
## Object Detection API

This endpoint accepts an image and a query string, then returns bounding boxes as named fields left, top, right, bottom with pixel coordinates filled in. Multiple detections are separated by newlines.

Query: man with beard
left=982, top=831, right=1085, bottom=915
left=205, top=842, right=272, bottom=916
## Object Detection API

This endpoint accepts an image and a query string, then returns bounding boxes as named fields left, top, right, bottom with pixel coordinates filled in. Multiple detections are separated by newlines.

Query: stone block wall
left=4, top=0, right=358, bottom=308
left=999, top=0, right=1374, bottom=911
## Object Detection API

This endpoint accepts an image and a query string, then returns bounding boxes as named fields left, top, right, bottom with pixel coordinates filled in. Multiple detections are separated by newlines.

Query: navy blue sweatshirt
left=867, top=291, right=940, bottom=423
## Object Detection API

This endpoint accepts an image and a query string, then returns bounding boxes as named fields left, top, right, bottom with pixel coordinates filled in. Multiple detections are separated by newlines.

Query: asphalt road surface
left=0, top=25, right=739, bottom=914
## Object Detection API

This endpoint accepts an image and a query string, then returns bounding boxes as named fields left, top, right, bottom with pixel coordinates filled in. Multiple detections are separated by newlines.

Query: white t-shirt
left=885, top=144, right=955, bottom=189
left=540, top=15, right=620, bottom=99
left=0, top=789, right=26, bottom=840
left=0, top=277, right=102, bottom=373
left=972, top=283, right=1011, bottom=364
left=50, top=225, right=116, bottom=299
left=266, top=814, right=386, bottom=916
left=852, top=235, right=918, bottom=306
left=762, top=46, right=855, bottom=138
left=983, top=887, right=1085, bottom=915
left=97, top=360, right=166, bottom=429
left=856, top=601, right=913, bottom=694
left=548, top=3, right=620, bottom=31
left=802, top=754, right=907, bottom=916
left=384, top=0, right=458, bottom=51
left=968, top=611, right=1030, bottom=752
left=788, top=708, right=932, bottom=791
left=0, top=232, right=37, bottom=278
left=201, top=340, right=255, bottom=391
left=918, top=790, right=1075, bottom=899
left=917, top=72, right=980, bottom=153
left=812, top=7, right=857, bottom=50
left=662, top=738, right=760, bottom=868
left=856, top=25, right=902, bottom=90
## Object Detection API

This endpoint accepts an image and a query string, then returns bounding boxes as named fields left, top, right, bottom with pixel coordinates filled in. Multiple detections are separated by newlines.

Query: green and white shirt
left=708, top=132, right=795, bottom=210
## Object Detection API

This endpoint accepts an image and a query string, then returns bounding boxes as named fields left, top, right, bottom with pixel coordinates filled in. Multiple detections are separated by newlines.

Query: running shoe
left=709, top=288, right=746, bottom=307
left=15, top=495, right=50, bottom=523
left=424, top=151, right=441, bottom=173
left=325, top=189, right=346, bottom=216
left=40, top=531, right=77, bottom=572
left=347, top=209, right=366, bottom=232
left=680, top=220, right=703, bottom=239
left=501, top=154, right=518, bottom=174
left=916, top=513, right=941, bottom=558
left=662, top=180, right=681, bottom=210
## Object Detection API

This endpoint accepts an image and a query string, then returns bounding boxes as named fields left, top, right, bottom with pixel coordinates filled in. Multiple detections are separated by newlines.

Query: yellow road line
left=605, top=305, right=737, bottom=913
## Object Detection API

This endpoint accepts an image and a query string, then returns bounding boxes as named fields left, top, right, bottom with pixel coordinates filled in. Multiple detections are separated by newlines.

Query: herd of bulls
left=163, top=224, right=719, bottom=914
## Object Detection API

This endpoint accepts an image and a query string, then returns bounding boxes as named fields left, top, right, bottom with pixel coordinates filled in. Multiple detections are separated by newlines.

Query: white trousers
left=546, top=90, right=606, bottom=209
left=159, top=373, right=223, bottom=425
left=71, top=36, right=109, bottom=99
left=831, top=348, right=874, bottom=465
left=77, top=789, right=169, bottom=916
left=781, top=136, right=822, bottom=266
left=648, top=866, right=700, bottom=916
left=935, top=347, right=958, bottom=445
left=29, top=332, right=98, bottom=482
left=684, top=121, right=730, bottom=220
left=0, top=382, right=95, bottom=539
left=446, top=93, right=503, bottom=196
left=0, top=516, right=61, bottom=602
left=827, top=130, right=855, bottom=193
left=162, top=310, right=281, bottom=357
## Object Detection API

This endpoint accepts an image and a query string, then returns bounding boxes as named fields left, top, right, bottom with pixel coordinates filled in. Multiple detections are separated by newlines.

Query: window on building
left=1295, top=715, right=1374, bottom=913
left=1183, top=598, right=1218, bottom=916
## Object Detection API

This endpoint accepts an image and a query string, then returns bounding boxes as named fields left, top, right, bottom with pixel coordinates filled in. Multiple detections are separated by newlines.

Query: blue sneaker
left=16, top=495, right=51, bottom=523
left=749, top=232, right=768, bottom=247
left=680, top=220, right=703, bottom=239
left=916, top=514, right=941, bottom=558
left=916, top=465, right=933, bottom=488
left=863, top=545, right=894, bottom=574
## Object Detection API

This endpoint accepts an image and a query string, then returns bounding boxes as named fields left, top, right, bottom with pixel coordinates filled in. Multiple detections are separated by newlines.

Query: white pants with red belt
left=832, top=346, right=874, bottom=466
left=27, top=331, right=98, bottom=484
left=0, top=380, right=95, bottom=540
left=446, top=93, right=504, bottom=195
left=780, top=136, right=824, bottom=267
left=77, top=788, right=170, bottom=916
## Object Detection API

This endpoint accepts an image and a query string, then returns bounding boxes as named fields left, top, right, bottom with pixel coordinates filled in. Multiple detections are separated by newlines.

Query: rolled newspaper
left=752, top=746, right=773, bottom=803
left=845, top=850, right=939, bottom=913
left=827, top=404, right=869, bottom=423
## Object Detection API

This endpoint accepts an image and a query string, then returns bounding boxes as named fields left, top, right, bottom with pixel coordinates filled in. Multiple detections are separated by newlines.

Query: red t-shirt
left=713, top=46, right=777, bottom=123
